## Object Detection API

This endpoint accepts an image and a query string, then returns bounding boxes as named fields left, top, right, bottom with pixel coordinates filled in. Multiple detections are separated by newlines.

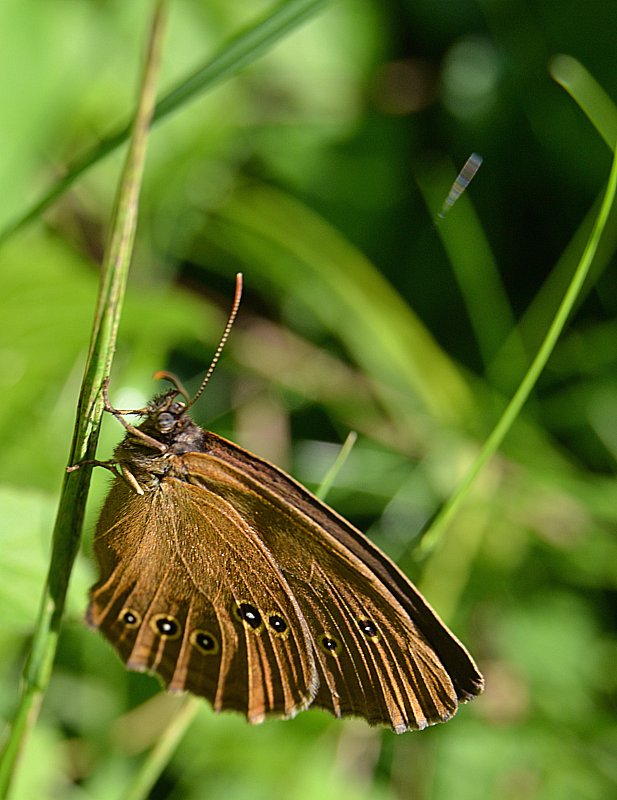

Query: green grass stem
left=0, top=4, right=169, bottom=796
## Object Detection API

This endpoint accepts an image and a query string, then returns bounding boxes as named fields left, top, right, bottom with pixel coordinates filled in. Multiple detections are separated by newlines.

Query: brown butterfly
left=82, top=274, right=484, bottom=733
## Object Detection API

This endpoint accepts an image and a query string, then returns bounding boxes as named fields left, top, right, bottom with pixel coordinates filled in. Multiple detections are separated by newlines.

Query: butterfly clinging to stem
left=75, top=273, right=484, bottom=732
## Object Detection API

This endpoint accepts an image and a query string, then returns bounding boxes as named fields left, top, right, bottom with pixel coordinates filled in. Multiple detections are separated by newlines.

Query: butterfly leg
left=101, top=378, right=168, bottom=453
left=66, top=458, right=121, bottom=478
left=66, top=455, right=145, bottom=496
left=119, top=464, right=145, bottom=495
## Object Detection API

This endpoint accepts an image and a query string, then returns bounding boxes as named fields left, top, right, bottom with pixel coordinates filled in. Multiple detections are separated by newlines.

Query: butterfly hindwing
left=89, top=475, right=318, bottom=722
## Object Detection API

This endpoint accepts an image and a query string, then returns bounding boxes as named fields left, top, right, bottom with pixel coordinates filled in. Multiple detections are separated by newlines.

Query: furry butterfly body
left=89, top=389, right=484, bottom=733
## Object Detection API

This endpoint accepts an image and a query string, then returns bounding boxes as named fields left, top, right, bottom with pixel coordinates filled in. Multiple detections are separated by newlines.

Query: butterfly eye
left=191, top=629, right=220, bottom=655
left=119, top=608, right=141, bottom=628
left=150, top=614, right=181, bottom=639
left=156, top=412, right=176, bottom=433
left=233, top=602, right=263, bottom=632
left=319, top=635, right=342, bottom=656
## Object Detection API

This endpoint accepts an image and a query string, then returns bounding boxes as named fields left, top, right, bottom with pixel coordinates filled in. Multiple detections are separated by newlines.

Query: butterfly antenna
left=152, top=371, right=191, bottom=402
left=188, top=272, right=243, bottom=409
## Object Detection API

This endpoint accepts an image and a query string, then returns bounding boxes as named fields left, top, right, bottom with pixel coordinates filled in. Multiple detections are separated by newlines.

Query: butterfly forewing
left=179, top=434, right=483, bottom=731
left=298, top=562, right=458, bottom=731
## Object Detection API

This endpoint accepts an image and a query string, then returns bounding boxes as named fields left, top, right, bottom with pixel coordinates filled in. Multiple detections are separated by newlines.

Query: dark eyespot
left=233, top=602, right=262, bottom=631
left=191, top=629, right=219, bottom=655
left=357, top=618, right=380, bottom=639
left=157, top=412, right=176, bottom=433
left=267, top=613, right=289, bottom=638
left=119, top=608, right=141, bottom=628
left=150, top=614, right=181, bottom=639
left=319, top=635, right=342, bottom=656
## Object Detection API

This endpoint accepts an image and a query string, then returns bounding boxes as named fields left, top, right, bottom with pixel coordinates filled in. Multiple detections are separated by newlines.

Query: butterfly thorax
left=112, top=390, right=208, bottom=490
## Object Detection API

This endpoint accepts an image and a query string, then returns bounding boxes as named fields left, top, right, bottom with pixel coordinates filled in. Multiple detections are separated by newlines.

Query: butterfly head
left=117, top=389, right=206, bottom=460
left=130, top=273, right=243, bottom=456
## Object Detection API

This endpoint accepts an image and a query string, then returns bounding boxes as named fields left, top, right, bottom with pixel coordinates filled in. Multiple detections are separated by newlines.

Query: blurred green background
left=1, top=0, right=617, bottom=798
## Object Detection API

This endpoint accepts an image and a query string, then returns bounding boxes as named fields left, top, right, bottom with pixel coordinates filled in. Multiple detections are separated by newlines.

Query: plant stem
left=0, top=4, right=169, bottom=797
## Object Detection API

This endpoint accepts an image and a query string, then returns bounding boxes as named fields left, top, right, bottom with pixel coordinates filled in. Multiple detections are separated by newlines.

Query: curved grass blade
left=551, top=55, right=617, bottom=149
left=417, top=142, right=617, bottom=618
left=0, top=0, right=328, bottom=247
left=415, top=156, right=527, bottom=386
left=491, top=59, right=617, bottom=384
